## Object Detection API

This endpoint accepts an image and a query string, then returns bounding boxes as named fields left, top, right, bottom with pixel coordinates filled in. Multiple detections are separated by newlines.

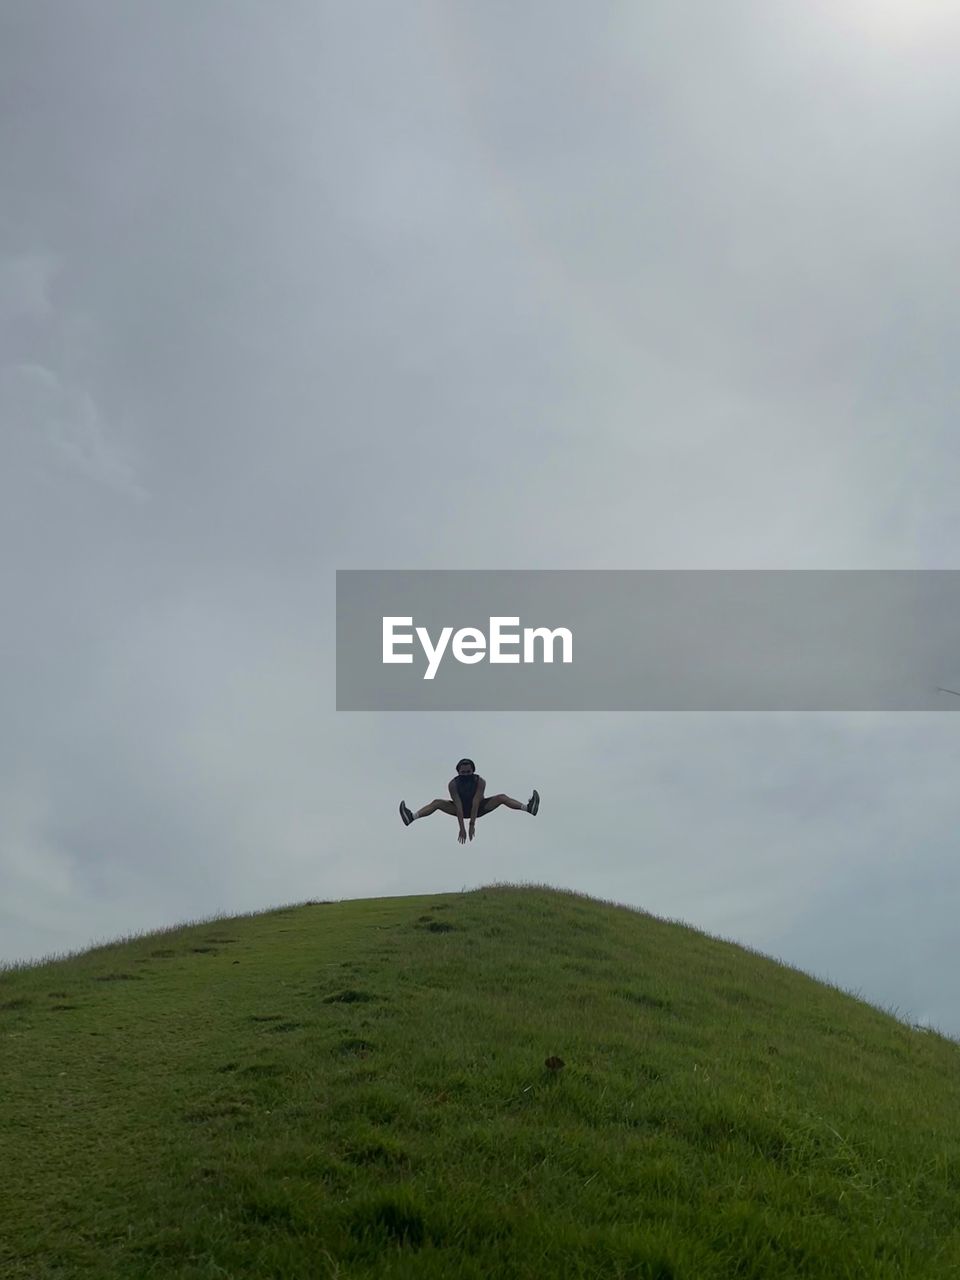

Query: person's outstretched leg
left=400, top=799, right=457, bottom=825
left=481, top=792, right=539, bottom=815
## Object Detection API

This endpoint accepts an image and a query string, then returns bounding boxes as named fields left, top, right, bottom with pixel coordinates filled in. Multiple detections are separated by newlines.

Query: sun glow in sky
left=827, top=0, right=960, bottom=46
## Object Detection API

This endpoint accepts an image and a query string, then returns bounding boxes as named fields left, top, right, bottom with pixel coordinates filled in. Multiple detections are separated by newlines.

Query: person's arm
left=470, top=776, right=485, bottom=822
left=449, top=779, right=466, bottom=828
left=467, top=777, right=485, bottom=841
left=449, top=779, right=467, bottom=844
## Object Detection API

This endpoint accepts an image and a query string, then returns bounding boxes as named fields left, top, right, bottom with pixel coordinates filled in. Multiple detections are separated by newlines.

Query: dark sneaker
left=526, top=789, right=539, bottom=815
left=399, top=801, right=414, bottom=826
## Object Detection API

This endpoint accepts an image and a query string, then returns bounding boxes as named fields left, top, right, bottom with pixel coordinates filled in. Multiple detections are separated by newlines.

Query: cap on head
left=456, top=758, right=476, bottom=772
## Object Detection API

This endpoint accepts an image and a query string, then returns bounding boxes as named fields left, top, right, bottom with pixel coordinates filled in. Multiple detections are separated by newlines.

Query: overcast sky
left=3, top=2, right=960, bottom=1037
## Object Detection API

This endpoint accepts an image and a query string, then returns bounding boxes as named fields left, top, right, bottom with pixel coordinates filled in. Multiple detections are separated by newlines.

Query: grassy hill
left=2, top=883, right=959, bottom=1278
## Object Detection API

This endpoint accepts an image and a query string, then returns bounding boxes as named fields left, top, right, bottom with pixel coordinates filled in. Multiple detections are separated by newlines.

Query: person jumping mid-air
left=400, top=759, right=539, bottom=845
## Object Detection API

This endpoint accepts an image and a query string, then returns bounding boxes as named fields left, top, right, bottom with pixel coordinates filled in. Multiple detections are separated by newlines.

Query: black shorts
left=461, top=798, right=492, bottom=818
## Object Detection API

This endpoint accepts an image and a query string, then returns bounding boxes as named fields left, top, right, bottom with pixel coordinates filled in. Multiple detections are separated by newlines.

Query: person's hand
left=468, top=821, right=476, bottom=842
left=458, top=825, right=467, bottom=845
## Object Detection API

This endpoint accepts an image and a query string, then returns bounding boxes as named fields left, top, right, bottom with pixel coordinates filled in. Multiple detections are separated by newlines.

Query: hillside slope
left=2, top=883, right=959, bottom=1278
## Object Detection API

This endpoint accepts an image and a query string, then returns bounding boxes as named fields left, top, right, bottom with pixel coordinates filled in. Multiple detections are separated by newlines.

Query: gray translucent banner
left=336, top=571, right=960, bottom=710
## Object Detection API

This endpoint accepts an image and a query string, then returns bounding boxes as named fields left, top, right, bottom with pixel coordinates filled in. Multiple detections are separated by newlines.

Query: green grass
left=2, top=882, right=959, bottom=1278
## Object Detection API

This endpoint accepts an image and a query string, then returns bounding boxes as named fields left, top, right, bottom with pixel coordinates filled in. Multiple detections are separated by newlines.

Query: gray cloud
left=2, top=362, right=145, bottom=498
left=2, top=2, right=959, bottom=1038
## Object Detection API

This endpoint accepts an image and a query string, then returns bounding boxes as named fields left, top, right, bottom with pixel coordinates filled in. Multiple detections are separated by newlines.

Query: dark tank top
left=454, top=774, right=479, bottom=810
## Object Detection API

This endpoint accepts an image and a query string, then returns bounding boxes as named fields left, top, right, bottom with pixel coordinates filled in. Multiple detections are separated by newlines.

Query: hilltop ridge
left=2, top=883, right=959, bottom=1278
